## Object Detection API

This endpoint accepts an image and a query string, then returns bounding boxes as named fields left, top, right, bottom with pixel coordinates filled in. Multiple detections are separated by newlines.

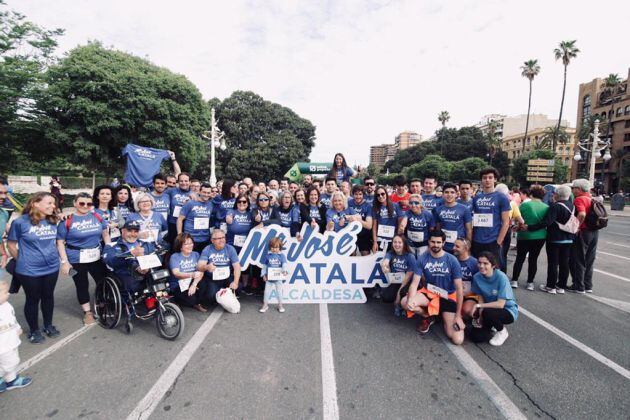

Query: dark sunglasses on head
left=77, top=202, right=93, bottom=207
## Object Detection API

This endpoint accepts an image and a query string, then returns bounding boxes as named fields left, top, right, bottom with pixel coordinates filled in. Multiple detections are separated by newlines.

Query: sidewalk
left=605, top=203, right=630, bottom=218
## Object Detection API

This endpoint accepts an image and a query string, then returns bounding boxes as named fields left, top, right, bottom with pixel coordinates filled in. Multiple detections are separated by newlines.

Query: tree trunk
left=523, top=78, right=532, bottom=152
left=554, top=65, right=568, bottom=153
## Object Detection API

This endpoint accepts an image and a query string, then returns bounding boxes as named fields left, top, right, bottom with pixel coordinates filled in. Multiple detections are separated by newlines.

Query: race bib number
left=377, top=224, right=395, bottom=239
left=213, top=265, right=230, bottom=280
left=387, top=272, right=404, bottom=284
left=233, top=235, right=247, bottom=247
left=407, top=230, right=424, bottom=243
left=193, top=217, right=209, bottom=230
left=79, top=247, right=101, bottom=264
left=178, top=278, right=192, bottom=292
left=443, top=229, right=458, bottom=243
left=110, top=227, right=120, bottom=239
left=462, top=280, right=472, bottom=295
left=427, top=283, right=449, bottom=299
left=267, top=267, right=285, bottom=281
left=473, top=213, right=492, bottom=227
left=137, top=254, right=162, bottom=270
left=172, top=206, right=182, bottom=218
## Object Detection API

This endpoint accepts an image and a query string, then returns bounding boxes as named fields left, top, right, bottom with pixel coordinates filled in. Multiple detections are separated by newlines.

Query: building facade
left=573, top=68, right=630, bottom=193
left=369, top=131, right=422, bottom=169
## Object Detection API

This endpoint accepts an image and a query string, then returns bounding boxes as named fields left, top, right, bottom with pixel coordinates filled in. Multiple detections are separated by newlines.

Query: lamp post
left=201, top=107, right=226, bottom=187
left=573, top=119, right=612, bottom=189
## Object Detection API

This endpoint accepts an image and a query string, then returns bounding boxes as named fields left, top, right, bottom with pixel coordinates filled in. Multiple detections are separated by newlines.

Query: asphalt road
left=1, top=217, right=629, bottom=419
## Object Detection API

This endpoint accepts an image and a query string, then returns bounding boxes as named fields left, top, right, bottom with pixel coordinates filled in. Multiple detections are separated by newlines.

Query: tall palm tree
left=486, top=119, right=501, bottom=165
left=538, top=126, right=569, bottom=150
left=437, top=111, right=450, bottom=156
left=520, top=59, right=540, bottom=152
left=553, top=40, right=579, bottom=152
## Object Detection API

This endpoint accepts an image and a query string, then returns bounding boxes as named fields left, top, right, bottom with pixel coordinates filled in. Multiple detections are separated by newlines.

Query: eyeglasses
left=237, top=200, right=248, bottom=204
left=77, top=202, right=93, bottom=207
left=377, top=193, right=387, bottom=197
left=258, top=198, right=269, bottom=202
left=138, top=200, right=152, bottom=204
left=409, top=201, right=421, bottom=206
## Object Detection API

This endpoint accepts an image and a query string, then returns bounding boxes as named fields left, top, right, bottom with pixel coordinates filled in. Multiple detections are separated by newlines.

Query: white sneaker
left=526, top=283, right=535, bottom=291
left=278, top=307, right=285, bottom=313
left=489, top=327, right=509, bottom=346
left=538, top=284, right=557, bottom=294
left=556, top=288, right=565, bottom=294
left=510, top=281, right=518, bottom=289
left=259, top=306, right=268, bottom=313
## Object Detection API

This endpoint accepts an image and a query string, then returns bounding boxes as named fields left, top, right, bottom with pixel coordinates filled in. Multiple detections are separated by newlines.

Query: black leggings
left=546, top=242, right=571, bottom=289
left=71, top=261, right=107, bottom=305
left=470, top=308, right=514, bottom=343
left=511, top=239, right=546, bottom=283
left=17, top=271, right=59, bottom=333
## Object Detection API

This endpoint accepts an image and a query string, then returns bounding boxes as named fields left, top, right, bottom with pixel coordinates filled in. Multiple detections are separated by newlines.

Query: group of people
left=0, top=150, right=607, bottom=392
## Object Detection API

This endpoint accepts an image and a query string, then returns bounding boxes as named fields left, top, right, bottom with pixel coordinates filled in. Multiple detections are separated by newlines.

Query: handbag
left=556, top=203, right=580, bottom=234
left=216, top=288, right=240, bottom=314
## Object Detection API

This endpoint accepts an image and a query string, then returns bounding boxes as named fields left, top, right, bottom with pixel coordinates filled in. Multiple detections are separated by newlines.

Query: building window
left=583, top=94, right=591, bottom=117
left=601, top=111, right=607, bottom=119
left=625, top=105, right=630, bottom=116
left=625, top=133, right=630, bottom=142
left=617, top=107, right=623, bottom=117
left=625, top=119, right=630, bottom=128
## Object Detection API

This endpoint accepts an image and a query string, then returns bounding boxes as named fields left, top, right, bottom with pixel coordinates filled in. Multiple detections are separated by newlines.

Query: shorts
left=421, top=292, right=457, bottom=313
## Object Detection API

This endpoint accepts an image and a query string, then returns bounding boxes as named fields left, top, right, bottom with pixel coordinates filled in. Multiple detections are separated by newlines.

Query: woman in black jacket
left=299, top=186, right=327, bottom=235
left=525, top=185, right=575, bottom=294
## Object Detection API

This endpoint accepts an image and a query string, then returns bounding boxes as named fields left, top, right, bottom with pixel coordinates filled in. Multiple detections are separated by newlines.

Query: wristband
left=475, top=303, right=481, bottom=310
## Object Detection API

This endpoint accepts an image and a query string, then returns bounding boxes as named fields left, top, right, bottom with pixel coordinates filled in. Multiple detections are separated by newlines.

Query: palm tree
left=603, top=73, right=621, bottom=134
left=520, top=59, right=540, bottom=152
left=437, top=111, right=450, bottom=156
left=486, top=119, right=501, bottom=165
left=538, top=126, right=569, bottom=150
left=553, top=40, right=579, bottom=152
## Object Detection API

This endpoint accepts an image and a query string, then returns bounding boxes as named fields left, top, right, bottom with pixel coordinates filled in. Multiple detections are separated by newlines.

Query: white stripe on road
left=127, top=307, right=223, bottom=420
left=18, top=324, right=94, bottom=373
left=319, top=303, right=339, bottom=420
left=586, top=294, right=630, bottom=314
left=605, top=231, right=630, bottom=237
left=598, top=251, right=630, bottom=261
left=603, top=241, right=630, bottom=248
left=441, top=337, right=526, bottom=420
left=520, top=307, right=630, bottom=380
left=595, top=269, right=630, bottom=283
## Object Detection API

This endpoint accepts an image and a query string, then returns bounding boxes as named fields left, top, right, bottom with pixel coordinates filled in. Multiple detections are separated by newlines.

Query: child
left=0, top=279, right=32, bottom=392
left=259, top=237, right=287, bottom=313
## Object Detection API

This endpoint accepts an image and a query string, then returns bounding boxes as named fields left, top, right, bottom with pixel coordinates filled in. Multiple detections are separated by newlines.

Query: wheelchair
left=94, top=248, right=185, bottom=341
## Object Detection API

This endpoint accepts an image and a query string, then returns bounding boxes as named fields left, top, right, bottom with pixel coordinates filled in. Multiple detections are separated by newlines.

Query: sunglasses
left=77, top=202, right=93, bottom=207
left=365, top=182, right=375, bottom=186
left=258, top=198, right=269, bottom=202
left=377, top=193, right=387, bottom=197
left=409, top=201, right=421, bottom=206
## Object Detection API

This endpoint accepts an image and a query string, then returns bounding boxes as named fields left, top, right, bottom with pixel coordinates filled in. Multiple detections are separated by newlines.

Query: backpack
left=65, top=212, right=103, bottom=230
left=555, top=203, right=580, bottom=234
left=584, top=200, right=608, bottom=230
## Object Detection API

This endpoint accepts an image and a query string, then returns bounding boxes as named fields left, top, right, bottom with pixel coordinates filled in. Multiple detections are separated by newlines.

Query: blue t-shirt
left=415, top=252, right=462, bottom=294
left=457, top=198, right=473, bottom=212
left=166, top=188, right=192, bottom=224
left=278, top=206, right=295, bottom=228
left=57, top=213, right=108, bottom=264
left=458, top=256, right=479, bottom=284
left=199, top=244, right=239, bottom=279
left=373, top=204, right=400, bottom=227
left=326, top=207, right=356, bottom=232
left=335, top=167, right=354, bottom=184
left=404, top=209, right=434, bottom=246
left=168, top=251, right=200, bottom=288
left=434, top=203, right=472, bottom=250
left=385, top=252, right=416, bottom=274
left=212, top=195, right=236, bottom=228
left=421, top=194, right=443, bottom=211
left=472, top=270, right=518, bottom=321
left=122, top=144, right=170, bottom=188
left=364, top=194, right=375, bottom=205
left=150, top=192, right=170, bottom=222
left=262, top=252, right=287, bottom=277
left=8, top=215, right=59, bottom=276
left=308, top=205, right=323, bottom=222
left=181, top=200, right=214, bottom=242
left=320, top=193, right=333, bottom=209
left=226, top=209, right=252, bottom=245
left=472, top=191, right=511, bottom=244
left=348, top=199, right=372, bottom=221
left=126, top=211, right=168, bottom=243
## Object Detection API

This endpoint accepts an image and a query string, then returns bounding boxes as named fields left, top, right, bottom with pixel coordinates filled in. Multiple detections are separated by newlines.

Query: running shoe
left=42, top=325, right=60, bottom=338
left=27, top=330, right=45, bottom=344
left=278, top=307, right=285, bottom=313
left=555, top=288, right=565, bottom=294
left=0, top=380, right=6, bottom=393
left=585, top=289, right=593, bottom=294
left=510, top=281, right=518, bottom=289
left=5, top=376, right=32, bottom=391
left=259, top=305, right=269, bottom=313
left=566, top=285, right=585, bottom=294
left=416, top=316, right=435, bottom=335
left=526, top=283, right=535, bottom=291
left=538, top=285, right=557, bottom=294
left=489, top=328, right=509, bottom=346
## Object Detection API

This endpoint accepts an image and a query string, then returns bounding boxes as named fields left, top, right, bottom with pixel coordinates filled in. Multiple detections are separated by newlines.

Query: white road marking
left=586, top=294, right=630, bottom=314
left=595, top=269, right=630, bottom=283
left=319, top=303, right=339, bottom=420
left=18, top=324, right=94, bottom=373
left=598, top=251, right=630, bottom=261
left=127, top=307, right=223, bottom=420
left=603, top=241, right=630, bottom=248
left=441, top=337, right=527, bottom=420
left=605, top=231, right=630, bottom=237
left=520, top=307, right=630, bottom=380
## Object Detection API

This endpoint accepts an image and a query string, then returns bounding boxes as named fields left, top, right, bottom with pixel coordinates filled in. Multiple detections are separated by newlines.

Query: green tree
left=538, top=126, right=569, bottom=150
left=520, top=59, right=540, bottom=152
left=212, top=91, right=315, bottom=181
left=438, top=110, right=450, bottom=128
left=0, top=1, right=63, bottom=172
left=450, top=157, right=487, bottom=182
left=602, top=73, right=622, bottom=144
left=404, top=155, right=453, bottom=182
left=38, top=42, right=210, bottom=175
left=383, top=141, right=438, bottom=173
left=553, top=40, right=579, bottom=152
left=376, top=172, right=402, bottom=186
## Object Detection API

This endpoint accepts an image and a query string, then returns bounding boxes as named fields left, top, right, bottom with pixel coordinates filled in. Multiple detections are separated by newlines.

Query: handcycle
left=94, top=245, right=185, bottom=340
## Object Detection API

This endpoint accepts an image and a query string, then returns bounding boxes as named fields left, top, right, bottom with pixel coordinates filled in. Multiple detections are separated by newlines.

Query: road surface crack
left=475, top=343, right=556, bottom=420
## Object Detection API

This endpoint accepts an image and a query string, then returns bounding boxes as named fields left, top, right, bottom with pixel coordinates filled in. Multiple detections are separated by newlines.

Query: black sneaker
left=42, top=325, right=60, bottom=338
left=243, top=286, right=254, bottom=296
left=566, top=285, right=585, bottom=294
left=28, top=330, right=45, bottom=344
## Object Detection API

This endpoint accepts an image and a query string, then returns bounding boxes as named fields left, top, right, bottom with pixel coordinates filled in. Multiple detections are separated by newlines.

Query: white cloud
left=9, top=0, right=630, bottom=166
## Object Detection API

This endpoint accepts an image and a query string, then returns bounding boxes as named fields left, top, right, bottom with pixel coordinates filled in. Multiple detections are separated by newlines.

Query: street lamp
left=573, top=119, right=612, bottom=189
left=201, top=107, right=226, bottom=187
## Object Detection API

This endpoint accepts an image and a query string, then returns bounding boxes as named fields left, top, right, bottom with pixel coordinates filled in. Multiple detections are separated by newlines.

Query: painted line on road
left=441, top=336, right=526, bottom=420
left=319, top=303, right=339, bottom=420
left=603, top=241, right=630, bottom=248
left=520, top=307, right=630, bottom=380
left=127, top=307, right=223, bottom=420
left=18, top=324, right=94, bottom=373
left=586, top=294, right=630, bottom=314
left=598, top=251, right=630, bottom=261
left=595, top=269, right=630, bottom=283
left=605, top=231, right=630, bottom=237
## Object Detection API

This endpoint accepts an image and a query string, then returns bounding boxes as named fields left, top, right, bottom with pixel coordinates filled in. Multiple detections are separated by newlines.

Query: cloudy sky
left=11, top=0, right=630, bottom=165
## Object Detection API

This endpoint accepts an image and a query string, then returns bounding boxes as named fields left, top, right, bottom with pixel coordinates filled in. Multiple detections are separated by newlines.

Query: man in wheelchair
left=103, top=220, right=160, bottom=295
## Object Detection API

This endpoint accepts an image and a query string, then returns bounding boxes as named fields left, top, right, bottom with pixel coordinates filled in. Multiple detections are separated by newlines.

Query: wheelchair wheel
left=94, top=276, right=122, bottom=329
left=156, top=302, right=185, bottom=341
